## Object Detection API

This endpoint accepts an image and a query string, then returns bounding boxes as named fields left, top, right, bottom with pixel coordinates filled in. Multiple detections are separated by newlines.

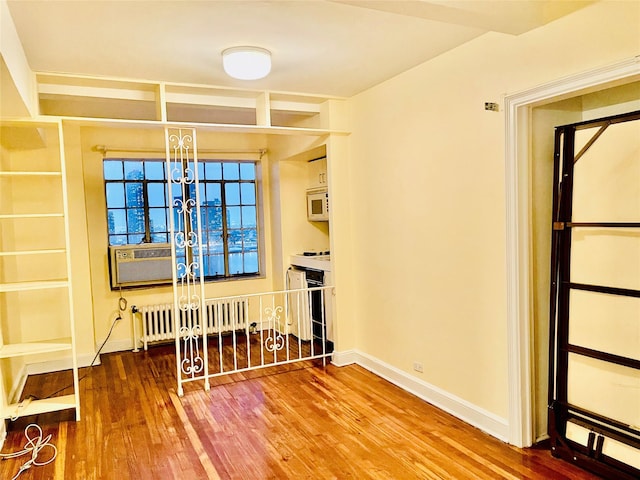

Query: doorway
left=504, top=57, right=640, bottom=450
left=546, top=111, right=639, bottom=479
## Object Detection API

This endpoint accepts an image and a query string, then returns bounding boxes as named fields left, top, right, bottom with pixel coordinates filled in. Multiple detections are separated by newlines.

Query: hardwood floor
left=1, top=346, right=602, bottom=479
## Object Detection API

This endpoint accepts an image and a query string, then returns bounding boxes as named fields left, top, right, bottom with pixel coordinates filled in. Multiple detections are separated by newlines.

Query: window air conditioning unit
left=109, top=243, right=173, bottom=289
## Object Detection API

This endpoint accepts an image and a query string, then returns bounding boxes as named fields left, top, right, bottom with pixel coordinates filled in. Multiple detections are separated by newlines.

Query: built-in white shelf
left=0, top=120, right=80, bottom=426
left=2, top=394, right=77, bottom=419
left=0, top=248, right=66, bottom=257
left=0, top=171, right=61, bottom=176
left=0, top=213, right=64, bottom=219
left=0, top=279, right=69, bottom=292
left=0, top=338, right=73, bottom=358
left=35, top=72, right=350, bottom=134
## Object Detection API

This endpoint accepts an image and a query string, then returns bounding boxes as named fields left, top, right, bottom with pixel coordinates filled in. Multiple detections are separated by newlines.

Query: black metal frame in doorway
left=548, top=109, right=640, bottom=480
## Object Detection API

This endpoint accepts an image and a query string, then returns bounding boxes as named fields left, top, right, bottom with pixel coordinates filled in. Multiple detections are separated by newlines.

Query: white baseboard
left=331, top=349, right=358, bottom=367
left=332, top=349, right=509, bottom=442
left=25, top=352, right=97, bottom=376
left=101, top=338, right=135, bottom=355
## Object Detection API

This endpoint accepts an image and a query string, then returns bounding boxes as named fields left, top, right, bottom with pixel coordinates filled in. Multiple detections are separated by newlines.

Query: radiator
left=139, top=298, right=250, bottom=350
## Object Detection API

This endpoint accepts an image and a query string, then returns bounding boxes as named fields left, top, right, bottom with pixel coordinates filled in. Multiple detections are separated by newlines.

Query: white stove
left=290, top=253, right=331, bottom=271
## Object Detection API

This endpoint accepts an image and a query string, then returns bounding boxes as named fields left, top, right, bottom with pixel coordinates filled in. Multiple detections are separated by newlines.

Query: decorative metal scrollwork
left=167, top=128, right=207, bottom=385
left=180, top=325, right=204, bottom=375
left=264, top=305, right=285, bottom=352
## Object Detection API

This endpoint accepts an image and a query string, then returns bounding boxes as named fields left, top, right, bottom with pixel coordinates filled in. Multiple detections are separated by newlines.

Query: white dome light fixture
left=222, top=46, right=272, bottom=80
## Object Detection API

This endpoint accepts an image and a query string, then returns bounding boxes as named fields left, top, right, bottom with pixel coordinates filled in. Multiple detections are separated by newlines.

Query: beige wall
left=267, top=136, right=331, bottom=290
left=346, top=0, right=640, bottom=419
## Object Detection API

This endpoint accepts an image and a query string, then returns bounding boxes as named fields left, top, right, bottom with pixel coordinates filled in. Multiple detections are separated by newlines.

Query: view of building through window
left=104, top=159, right=259, bottom=279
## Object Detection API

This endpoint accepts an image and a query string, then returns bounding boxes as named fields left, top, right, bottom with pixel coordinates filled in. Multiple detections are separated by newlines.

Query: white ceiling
left=6, top=0, right=593, bottom=98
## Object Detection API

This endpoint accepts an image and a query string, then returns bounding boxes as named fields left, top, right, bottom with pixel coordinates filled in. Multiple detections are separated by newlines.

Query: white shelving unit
left=0, top=120, right=80, bottom=422
left=0, top=73, right=348, bottom=428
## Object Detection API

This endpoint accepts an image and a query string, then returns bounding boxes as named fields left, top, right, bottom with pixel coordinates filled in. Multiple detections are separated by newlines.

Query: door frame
left=504, top=56, right=640, bottom=447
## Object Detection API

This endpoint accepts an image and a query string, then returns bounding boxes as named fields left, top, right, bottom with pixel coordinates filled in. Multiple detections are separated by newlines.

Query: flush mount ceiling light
left=222, top=46, right=271, bottom=80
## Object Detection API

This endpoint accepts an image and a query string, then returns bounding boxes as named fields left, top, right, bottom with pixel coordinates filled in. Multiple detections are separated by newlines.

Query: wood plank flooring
left=0, top=345, right=602, bottom=479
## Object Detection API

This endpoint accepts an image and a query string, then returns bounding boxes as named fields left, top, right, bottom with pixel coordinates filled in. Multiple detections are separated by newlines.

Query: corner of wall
left=335, top=350, right=510, bottom=443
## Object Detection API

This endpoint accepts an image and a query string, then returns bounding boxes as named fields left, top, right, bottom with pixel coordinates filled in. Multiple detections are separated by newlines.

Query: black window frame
left=104, top=158, right=261, bottom=281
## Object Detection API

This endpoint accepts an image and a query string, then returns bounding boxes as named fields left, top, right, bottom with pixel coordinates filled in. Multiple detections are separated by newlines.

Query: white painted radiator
left=138, top=298, right=250, bottom=350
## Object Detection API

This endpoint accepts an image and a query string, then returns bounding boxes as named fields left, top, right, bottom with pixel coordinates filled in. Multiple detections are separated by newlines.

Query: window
left=104, top=159, right=259, bottom=279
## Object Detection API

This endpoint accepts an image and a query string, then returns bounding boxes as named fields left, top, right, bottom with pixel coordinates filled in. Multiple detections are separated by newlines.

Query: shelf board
left=0, top=213, right=64, bottom=219
left=0, top=171, right=61, bottom=176
left=0, top=279, right=69, bottom=292
left=0, top=338, right=73, bottom=358
left=0, top=248, right=66, bottom=257
left=3, top=394, right=77, bottom=420
left=59, top=116, right=349, bottom=136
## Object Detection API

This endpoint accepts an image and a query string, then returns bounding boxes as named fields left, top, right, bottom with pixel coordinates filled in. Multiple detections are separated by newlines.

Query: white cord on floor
left=0, top=424, right=57, bottom=479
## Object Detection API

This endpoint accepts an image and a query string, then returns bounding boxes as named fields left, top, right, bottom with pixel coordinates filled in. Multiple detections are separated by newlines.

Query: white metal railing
left=174, top=286, right=334, bottom=392
left=163, top=125, right=334, bottom=395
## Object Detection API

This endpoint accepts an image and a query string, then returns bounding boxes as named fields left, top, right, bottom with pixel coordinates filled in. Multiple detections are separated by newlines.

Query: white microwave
left=307, top=187, right=329, bottom=221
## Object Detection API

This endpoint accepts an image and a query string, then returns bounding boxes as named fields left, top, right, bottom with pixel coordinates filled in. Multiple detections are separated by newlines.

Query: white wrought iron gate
left=164, top=128, right=333, bottom=396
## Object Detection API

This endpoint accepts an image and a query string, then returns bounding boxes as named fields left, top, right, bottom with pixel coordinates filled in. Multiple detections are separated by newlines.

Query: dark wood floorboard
left=0, top=345, right=602, bottom=479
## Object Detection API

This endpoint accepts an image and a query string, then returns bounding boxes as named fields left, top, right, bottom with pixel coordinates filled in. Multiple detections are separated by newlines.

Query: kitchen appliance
left=286, top=269, right=312, bottom=341
left=288, top=254, right=333, bottom=351
left=306, top=187, right=329, bottom=222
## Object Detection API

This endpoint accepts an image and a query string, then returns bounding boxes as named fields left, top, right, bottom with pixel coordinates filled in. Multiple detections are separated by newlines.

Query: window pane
left=240, top=183, right=256, bottom=204
left=205, top=183, right=221, bottom=204
left=207, top=255, right=224, bottom=276
left=106, top=183, right=125, bottom=208
left=225, top=183, right=240, bottom=205
left=228, top=229, right=243, bottom=253
left=171, top=183, right=182, bottom=202
left=223, top=162, right=239, bottom=180
left=109, top=235, right=127, bottom=245
left=203, top=229, right=224, bottom=253
left=128, top=234, right=144, bottom=244
left=151, top=233, right=168, bottom=243
left=149, top=208, right=167, bottom=232
left=226, top=206, right=241, bottom=228
left=240, top=163, right=255, bottom=180
left=145, top=161, right=165, bottom=180
left=125, top=183, right=144, bottom=207
left=107, top=209, right=127, bottom=234
left=205, top=162, right=222, bottom=180
left=104, top=160, right=123, bottom=180
left=124, top=161, right=144, bottom=180
left=204, top=207, right=223, bottom=231
left=188, top=183, right=205, bottom=202
left=229, top=253, right=243, bottom=274
left=244, top=252, right=258, bottom=273
left=243, top=228, right=258, bottom=250
left=172, top=209, right=185, bottom=233
left=127, top=208, right=145, bottom=233
left=174, top=244, right=185, bottom=257
left=147, top=183, right=165, bottom=207
left=241, top=206, right=256, bottom=227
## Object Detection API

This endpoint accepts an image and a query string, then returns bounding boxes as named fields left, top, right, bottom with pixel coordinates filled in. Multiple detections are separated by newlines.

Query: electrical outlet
left=413, top=361, right=423, bottom=373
